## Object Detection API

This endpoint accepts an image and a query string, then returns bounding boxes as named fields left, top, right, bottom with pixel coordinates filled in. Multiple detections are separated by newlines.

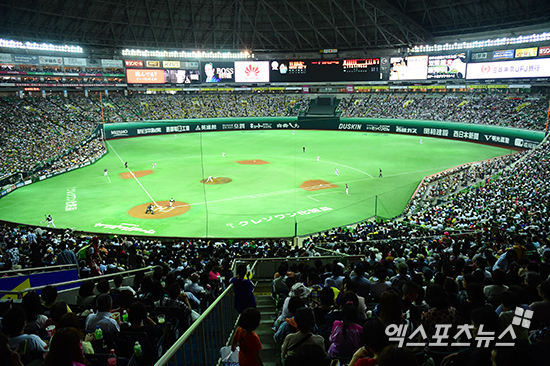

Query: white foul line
left=307, top=190, right=342, bottom=202
left=106, top=141, right=159, bottom=207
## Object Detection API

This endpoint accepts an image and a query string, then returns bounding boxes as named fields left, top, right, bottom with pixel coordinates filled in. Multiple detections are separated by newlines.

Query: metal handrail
left=0, top=264, right=78, bottom=275
left=0, top=266, right=155, bottom=297
left=156, top=260, right=259, bottom=366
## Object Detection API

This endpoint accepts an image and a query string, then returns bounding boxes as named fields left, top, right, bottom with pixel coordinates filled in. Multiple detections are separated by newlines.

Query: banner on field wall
left=104, top=119, right=544, bottom=150
left=0, top=268, right=79, bottom=300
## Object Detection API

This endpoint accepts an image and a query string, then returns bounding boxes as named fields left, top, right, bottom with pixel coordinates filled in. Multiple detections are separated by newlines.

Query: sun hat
left=289, top=283, right=312, bottom=299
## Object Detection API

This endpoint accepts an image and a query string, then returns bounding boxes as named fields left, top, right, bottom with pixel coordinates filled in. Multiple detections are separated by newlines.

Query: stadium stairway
left=254, top=281, right=278, bottom=366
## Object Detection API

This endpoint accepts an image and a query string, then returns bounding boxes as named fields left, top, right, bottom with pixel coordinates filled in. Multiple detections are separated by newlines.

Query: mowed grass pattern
left=0, top=130, right=514, bottom=238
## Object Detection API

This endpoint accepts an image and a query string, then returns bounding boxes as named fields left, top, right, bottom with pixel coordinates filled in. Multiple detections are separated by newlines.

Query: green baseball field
left=0, top=129, right=515, bottom=238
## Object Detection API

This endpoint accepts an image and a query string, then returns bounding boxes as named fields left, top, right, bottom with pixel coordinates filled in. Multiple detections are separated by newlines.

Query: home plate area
left=128, top=201, right=190, bottom=219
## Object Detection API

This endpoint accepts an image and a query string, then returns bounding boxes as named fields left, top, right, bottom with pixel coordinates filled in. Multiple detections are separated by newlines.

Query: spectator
left=350, top=317, right=390, bottom=366
left=484, top=269, right=509, bottom=301
left=0, top=333, right=23, bottom=366
left=21, top=291, right=47, bottom=335
left=529, top=279, right=550, bottom=330
left=230, top=307, right=263, bottom=366
left=272, top=265, right=289, bottom=297
left=306, top=271, right=323, bottom=307
left=313, top=286, right=336, bottom=328
left=160, top=283, right=192, bottom=316
left=43, top=327, right=89, bottom=366
left=56, top=242, right=78, bottom=265
left=274, top=297, right=304, bottom=343
left=281, top=307, right=325, bottom=365
left=85, top=293, right=120, bottom=334
left=370, top=265, right=391, bottom=302
left=421, top=284, right=459, bottom=339
left=112, top=274, right=136, bottom=295
left=350, top=263, right=371, bottom=299
left=390, top=262, right=411, bottom=287
left=184, top=273, right=207, bottom=297
left=378, top=345, right=418, bottom=366
left=230, top=264, right=256, bottom=313
left=45, top=300, right=69, bottom=328
left=120, top=301, right=163, bottom=349
left=275, top=283, right=311, bottom=328
left=76, top=280, right=96, bottom=306
left=328, top=296, right=363, bottom=359
left=56, top=312, right=94, bottom=354
left=324, top=262, right=345, bottom=289
left=1, top=307, right=48, bottom=353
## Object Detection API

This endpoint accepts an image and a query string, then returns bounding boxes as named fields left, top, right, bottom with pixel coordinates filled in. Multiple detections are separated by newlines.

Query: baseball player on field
left=46, top=214, right=56, bottom=228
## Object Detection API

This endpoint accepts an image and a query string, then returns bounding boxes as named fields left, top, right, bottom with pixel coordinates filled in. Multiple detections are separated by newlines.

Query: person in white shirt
left=85, top=294, right=120, bottom=334
left=2, top=307, right=47, bottom=353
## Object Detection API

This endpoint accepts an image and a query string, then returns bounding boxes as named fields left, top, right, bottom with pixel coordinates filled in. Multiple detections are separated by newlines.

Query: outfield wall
left=104, top=117, right=545, bottom=149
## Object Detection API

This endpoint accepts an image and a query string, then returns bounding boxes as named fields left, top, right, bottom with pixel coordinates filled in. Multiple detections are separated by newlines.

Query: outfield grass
left=0, top=130, right=514, bottom=238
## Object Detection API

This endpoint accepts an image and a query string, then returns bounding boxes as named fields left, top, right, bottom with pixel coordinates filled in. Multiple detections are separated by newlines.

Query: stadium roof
left=1, top=0, right=550, bottom=54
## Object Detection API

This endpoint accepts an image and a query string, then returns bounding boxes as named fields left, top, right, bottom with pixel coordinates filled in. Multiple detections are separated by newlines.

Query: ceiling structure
left=1, top=0, right=549, bottom=54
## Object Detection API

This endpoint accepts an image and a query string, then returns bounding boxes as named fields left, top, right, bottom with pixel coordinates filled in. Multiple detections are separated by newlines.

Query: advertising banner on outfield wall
left=39, top=56, right=63, bottom=65
left=64, top=57, right=87, bottom=67
left=466, top=58, right=550, bottom=79
left=104, top=119, right=543, bottom=150
left=0, top=53, right=13, bottom=63
left=101, top=59, right=123, bottom=68
left=14, top=54, right=39, bottom=64
left=540, top=47, right=550, bottom=57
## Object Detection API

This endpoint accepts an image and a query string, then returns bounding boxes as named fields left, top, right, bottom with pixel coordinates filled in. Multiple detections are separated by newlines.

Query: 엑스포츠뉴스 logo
left=244, top=64, right=260, bottom=77
left=386, top=307, right=532, bottom=348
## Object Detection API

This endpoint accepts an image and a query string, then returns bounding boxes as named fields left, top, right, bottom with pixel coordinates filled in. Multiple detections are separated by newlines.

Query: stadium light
left=121, top=49, right=253, bottom=59
left=409, top=31, right=550, bottom=53
left=0, top=38, right=83, bottom=53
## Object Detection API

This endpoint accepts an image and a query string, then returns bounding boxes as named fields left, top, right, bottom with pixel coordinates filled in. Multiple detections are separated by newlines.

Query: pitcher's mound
left=121, top=170, right=153, bottom=179
left=301, top=180, right=338, bottom=191
left=129, top=201, right=190, bottom=219
left=201, top=177, right=232, bottom=184
left=237, top=160, right=269, bottom=165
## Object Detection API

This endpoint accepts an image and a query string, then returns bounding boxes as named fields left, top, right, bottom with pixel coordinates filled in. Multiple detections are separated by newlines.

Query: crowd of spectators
left=1, top=91, right=550, bottom=364
left=405, top=152, right=522, bottom=215
left=1, top=141, right=550, bottom=365
left=338, top=93, right=548, bottom=130
left=0, top=96, right=99, bottom=180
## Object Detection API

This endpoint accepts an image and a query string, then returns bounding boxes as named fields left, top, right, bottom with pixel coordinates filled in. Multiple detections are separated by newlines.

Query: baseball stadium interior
left=1, top=1, right=550, bottom=365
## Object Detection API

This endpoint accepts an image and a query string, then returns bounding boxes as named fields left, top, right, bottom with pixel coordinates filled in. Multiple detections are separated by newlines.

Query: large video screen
left=126, top=69, right=165, bottom=84
left=234, top=61, right=270, bottom=83
left=466, top=58, right=550, bottom=79
left=427, top=53, right=466, bottom=79
left=389, top=56, right=428, bottom=80
left=269, top=59, right=379, bottom=82
left=200, top=61, right=235, bottom=83
left=164, top=69, right=200, bottom=84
